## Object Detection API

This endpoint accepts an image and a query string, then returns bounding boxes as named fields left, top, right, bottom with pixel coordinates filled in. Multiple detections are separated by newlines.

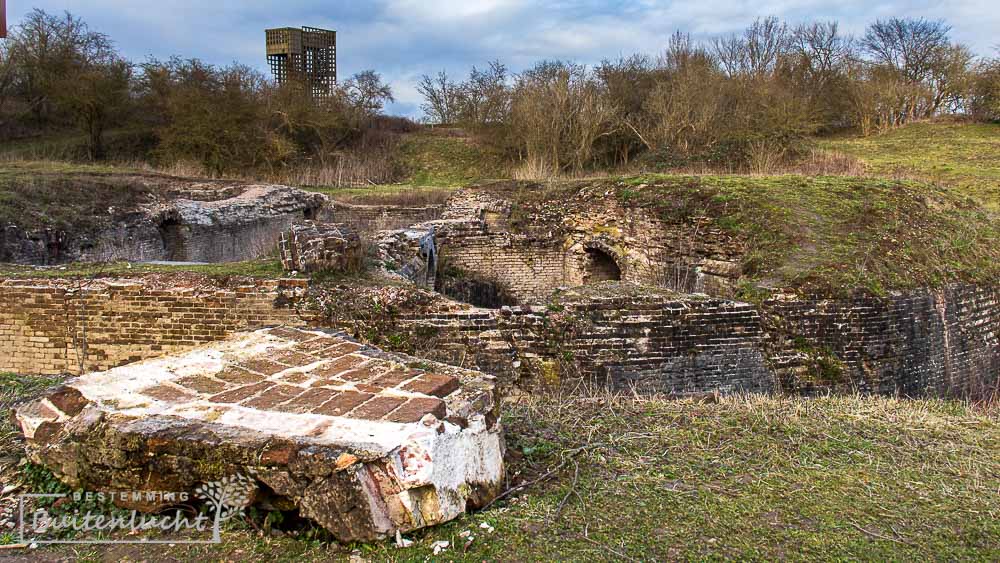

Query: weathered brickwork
left=397, top=288, right=773, bottom=394
left=431, top=187, right=747, bottom=303
left=0, top=278, right=307, bottom=375
left=3, top=276, right=996, bottom=398
left=762, top=285, right=1000, bottom=396
left=435, top=221, right=567, bottom=301
left=315, top=283, right=999, bottom=397
left=322, top=201, right=443, bottom=233
left=15, top=327, right=505, bottom=542
left=279, top=222, right=361, bottom=273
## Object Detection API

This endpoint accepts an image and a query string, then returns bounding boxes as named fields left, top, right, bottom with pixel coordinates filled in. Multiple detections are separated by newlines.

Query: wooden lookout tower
left=266, top=26, right=337, bottom=98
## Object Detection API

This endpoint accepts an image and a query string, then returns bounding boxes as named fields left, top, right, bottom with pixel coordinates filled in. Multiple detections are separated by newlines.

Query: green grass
left=616, top=175, right=1000, bottom=295
left=0, top=259, right=292, bottom=280
left=396, top=130, right=506, bottom=187
left=819, top=121, right=1000, bottom=211
left=0, top=128, right=157, bottom=163
left=0, top=159, right=131, bottom=178
left=0, top=160, right=165, bottom=233
left=7, top=392, right=997, bottom=560
left=300, top=183, right=458, bottom=206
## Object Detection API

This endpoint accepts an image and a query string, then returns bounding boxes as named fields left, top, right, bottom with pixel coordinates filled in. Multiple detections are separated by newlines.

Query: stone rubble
left=279, top=222, right=362, bottom=273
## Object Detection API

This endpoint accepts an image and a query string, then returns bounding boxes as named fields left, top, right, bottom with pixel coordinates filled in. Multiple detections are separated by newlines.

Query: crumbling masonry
left=7, top=178, right=999, bottom=540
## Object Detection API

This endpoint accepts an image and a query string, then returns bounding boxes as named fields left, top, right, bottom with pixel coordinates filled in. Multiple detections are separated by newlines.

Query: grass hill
left=396, top=127, right=507, bottom=187
left=819, top=120, right=1000, bottom=211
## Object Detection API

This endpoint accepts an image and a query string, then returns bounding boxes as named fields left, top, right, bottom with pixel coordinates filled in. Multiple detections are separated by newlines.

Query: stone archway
left=583, top=247, right=622, bottom=283
left=563, top=238, right=627, bottom=287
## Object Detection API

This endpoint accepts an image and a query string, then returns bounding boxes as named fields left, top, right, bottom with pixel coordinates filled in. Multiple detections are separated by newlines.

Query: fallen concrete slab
left=15, top=327, right=505, bottom=542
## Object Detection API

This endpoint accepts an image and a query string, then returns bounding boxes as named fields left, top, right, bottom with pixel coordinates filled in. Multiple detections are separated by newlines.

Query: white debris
left=480, top=521, right=495, bottom=533
left=395, top=530, right=413, bottom=548
left=431, top=540, right=450, bottom=555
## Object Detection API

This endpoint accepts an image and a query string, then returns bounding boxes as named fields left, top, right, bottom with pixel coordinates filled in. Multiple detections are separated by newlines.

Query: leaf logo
left=194, top=474, right=255, bottom=542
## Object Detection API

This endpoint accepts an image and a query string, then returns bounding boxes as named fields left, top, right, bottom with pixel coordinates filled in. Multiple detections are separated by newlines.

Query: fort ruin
left=7, top=175, right=1000, bottom=539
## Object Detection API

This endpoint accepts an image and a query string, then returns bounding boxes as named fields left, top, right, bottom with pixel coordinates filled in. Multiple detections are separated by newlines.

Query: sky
left=5, top=1, right=999, bottom=117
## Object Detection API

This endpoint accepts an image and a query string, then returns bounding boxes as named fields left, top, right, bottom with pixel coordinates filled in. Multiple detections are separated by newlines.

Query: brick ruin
left=3, top=274, right=996, bottom=397
left=413, top=188, right=745, bottom=303
left=6, top=178, right=999, bottom=539
left=2, top=182, right=997, bottom=395
left=0, top=277, right=307, bottom=375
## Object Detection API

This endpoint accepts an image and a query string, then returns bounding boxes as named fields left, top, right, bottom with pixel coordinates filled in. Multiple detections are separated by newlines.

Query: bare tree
left=457, top=60, right=510, bottom=126
left=510, top=61, right=617, bottom=172
left=862, top=18, right=951, bottom=82
left=714, top=17, right=789, bottom=79
left=787, top=22, right=857, bottom=127
left=7, top=9, right=116, bottom=125
left=53, top=56, right=132, bottom=159
left=342, top=70, right=394, bottom=116
left=595, top=53, right=656, bottom=163
left=790, top=22, right=854, bottom=87
left=0, top=40, right=14, bottom=117
left=861, top=18, right=972, bottom=118
left=968, top=57, right=1000, bottom=121
left=417, top=70, right=460, bottom=124
left=639, top=33, right=723, bottom=154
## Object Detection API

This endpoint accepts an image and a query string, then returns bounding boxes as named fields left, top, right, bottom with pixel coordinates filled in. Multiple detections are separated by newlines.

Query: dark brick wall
left=393, top=291, right=774, bottom=394
left=358, top=284, right=998, bottom=397
left=762, top=285, right=1000, bottom=396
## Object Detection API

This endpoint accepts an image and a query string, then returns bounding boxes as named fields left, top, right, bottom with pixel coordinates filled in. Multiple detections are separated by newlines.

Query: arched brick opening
left=583, top=247, right=622, bottom=283
left=158, top=216, right=187, bottom=262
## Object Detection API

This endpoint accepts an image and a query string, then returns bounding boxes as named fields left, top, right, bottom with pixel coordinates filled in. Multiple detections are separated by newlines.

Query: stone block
left=279, top=222, right=362, bottom=274
left=15, top=327, right=504, bottom=543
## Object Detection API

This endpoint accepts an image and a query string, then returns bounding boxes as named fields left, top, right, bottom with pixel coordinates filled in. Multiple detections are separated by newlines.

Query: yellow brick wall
left=0, top=279, right=308, bottom=375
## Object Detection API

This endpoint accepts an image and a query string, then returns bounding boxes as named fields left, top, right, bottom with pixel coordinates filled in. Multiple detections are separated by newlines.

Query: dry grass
left=510, top=158, right=560, bottom=181
left=818, top=121, right=1000, bottom=211
left=7, top=384, right=996, bottom=560
left=779, top=148, right=868, bottom=176
left=300, top=184, right=456, bottom=206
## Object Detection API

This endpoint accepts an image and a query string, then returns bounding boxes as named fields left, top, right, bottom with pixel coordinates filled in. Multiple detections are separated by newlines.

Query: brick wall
left=391, top=290, right=774, bottom=394
left=323, top=202, right=443, bottom=233
left=430, top=194, right=748, bottom=303
left=0, top=278, right=307, bottom=375
left=436, top=221, right=567, bottom=302
left=3, top=276, right=996, bottom=398
left=327, top=284, right=999, bottom=397
left=762, top=285, right=1000, bottom=396
left=380, top=288, right=772, bottom=394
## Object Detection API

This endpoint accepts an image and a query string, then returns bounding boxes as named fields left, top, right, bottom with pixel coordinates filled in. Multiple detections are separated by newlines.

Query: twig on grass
left=849, top=520, right=916, bottom=547
left=548, top=459, right=582, bottom=525
left=577, top=531, right=639, bottom=563
left=477, top=442, right=604, bottom=512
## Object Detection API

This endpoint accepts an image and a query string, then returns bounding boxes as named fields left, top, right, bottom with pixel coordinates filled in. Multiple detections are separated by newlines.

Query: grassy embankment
left=619, top=174, right=1000, bottom=296
left=818, top=120, right=1000, bottom=211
